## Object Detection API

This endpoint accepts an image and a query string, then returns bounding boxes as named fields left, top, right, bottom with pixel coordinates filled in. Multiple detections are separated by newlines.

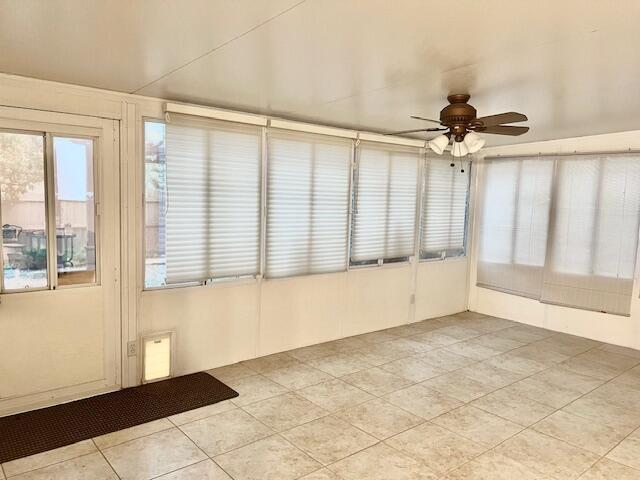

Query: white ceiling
left=2, top=0, right=640, bottom=145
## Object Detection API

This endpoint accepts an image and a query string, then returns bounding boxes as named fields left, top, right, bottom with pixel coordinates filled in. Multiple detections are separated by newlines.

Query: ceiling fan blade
left=384, top=127, right=447, bottom=135
left=480, top=125, right=529, bottom=136
left=475, top=112, right=528, bottom=127
left=410, top=115, right=442, bottom=125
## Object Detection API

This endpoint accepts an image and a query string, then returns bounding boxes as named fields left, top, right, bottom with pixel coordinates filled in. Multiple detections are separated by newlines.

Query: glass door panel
left=0, top=131, right=48, bottom=291
left=52, top=136, right=97, bottom=286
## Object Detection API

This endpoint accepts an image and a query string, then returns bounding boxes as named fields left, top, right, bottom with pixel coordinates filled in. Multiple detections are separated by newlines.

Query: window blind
left=165, top=114, right=261, bottom=284
left=265, top=130, right=352, bottom=278
left=350, top=142, right=420, bottom=263
left=477, top=157, right=554, bottom=298
left=541, top=154, right=640, bottom=315
left=420, top=156, right=470, bottom=259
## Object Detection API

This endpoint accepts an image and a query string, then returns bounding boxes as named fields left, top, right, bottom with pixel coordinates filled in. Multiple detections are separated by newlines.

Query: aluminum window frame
left=418, top=159, right=472, bottom=263
left=348, top=141, right=422, bottom=268
left=0, top=124, right=101, bottom=294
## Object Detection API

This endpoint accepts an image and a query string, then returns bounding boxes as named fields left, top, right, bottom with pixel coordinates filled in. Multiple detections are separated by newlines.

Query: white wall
left=0, top=73, right=469, bottom=413
left=468, top=131, right=640, bottom=350
left=140, top=260, right=469, bottom=377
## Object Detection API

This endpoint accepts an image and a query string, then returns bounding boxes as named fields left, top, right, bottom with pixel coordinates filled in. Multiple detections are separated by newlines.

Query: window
left=145, top=115, right=262, bottom=286
left=477, top=157, right=554, bottom=298
left=350, top=142, right=420, bottom=265
left=1, top=131, right=48, bottom=290
left=420, top=156, right=469, bottom=259
left=144, top=121, right=167, bottom=288
left=265, top=130, right=351, bottom=278
left=143, top=117, right=474, bottom=286
left=53, top=137, right=97, bottom=286
left=477, top=153, right=640, bottom=315
left=0, top=130, right=97, bottom=292
left=541, top=154, right=640, bottom=315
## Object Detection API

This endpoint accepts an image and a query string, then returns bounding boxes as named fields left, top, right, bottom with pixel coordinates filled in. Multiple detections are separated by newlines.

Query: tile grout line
left=376, top=343, right=569, bottom=477
left=197, top=355, right=435, bottom=478
left=219, top=330, right=639, bottom=479
left=3, top=450, right=115, bottom=480
left=94, top=421, right=175, bottom=451
left=5, top=314, right=638, bottom=479
left=426, top=339, right=640, bottom=478
left=575, top=454, right=640, bottom=479
left=350, top=326, right=632, bottom=478
left=267, top=319, right=534, bottom=477
left=598, top=424, right=640, bottom=461
left=146, top=458, right=223, bottom=480
left=172, top=389, right=332, bottom=479
left=91, top=439, right=122, bottom=480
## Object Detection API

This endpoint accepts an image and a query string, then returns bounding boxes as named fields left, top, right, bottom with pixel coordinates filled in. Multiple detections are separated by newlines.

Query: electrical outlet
left=410, top=294, right=415, bottom=305
left=127, top=340, right=137, bottom=357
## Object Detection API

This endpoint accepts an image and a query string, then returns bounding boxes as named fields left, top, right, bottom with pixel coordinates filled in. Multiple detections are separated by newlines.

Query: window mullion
left=44, top=132, right=58, bottom=290
left=541, top=156, right=561, bottom=292
left=259, top=126, right=268, bottom=278
left=345, top=140, right=356, bottom=270
left=589, top=157, right=604, bottom=274
left=383, top=153, right=392, bottom=262
left=509, top=159, right=523, bottom=264
left=413, top=150, right=425, bottom=263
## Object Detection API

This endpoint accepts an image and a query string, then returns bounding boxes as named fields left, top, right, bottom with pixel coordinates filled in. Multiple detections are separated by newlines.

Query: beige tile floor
left=3, top=312, right=640, bottom=479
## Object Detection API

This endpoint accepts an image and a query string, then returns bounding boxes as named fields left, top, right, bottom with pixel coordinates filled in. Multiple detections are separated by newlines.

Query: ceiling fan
left=387, top=94, right=529, bottom=157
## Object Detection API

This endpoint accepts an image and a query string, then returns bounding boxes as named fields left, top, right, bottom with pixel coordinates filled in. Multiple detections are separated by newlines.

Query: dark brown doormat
left=0, top=372, right=238, bottom=463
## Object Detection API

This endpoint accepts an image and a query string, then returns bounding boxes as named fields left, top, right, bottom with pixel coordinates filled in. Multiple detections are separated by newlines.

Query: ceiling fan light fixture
left=451, top=140, right=469, bottom=158
left=463, top=131, right=485, bottom=153
left=428, top=134, right=449, bottom=155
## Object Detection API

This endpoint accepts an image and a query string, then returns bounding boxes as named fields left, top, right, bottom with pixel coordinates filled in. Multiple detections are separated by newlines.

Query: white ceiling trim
left=164, top=102, right=267, bottom=126
left=269, top=118, right=357, bottom=139
left=358, top=132, right=425, bottom=148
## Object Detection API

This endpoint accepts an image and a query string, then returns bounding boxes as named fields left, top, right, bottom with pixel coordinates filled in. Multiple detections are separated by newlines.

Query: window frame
left=418, top=158, right=472, bottom=263
left=142, top=117, right=264, bottom=290
left=48, top=132, right=101, bottom=289
left=141, top=117, right=474, bottom=290
left=142, top=117, right=201, bottom=291
left=264, top=128, right=354, bottom=279
left=0, top=123, right=101, bottom=294
left=478, top=151, right=640, bottom=316
left=348, top=141, right=422, bottom=268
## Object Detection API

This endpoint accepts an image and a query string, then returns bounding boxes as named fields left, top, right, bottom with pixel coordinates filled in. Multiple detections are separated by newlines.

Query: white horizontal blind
left=420, top=156, right=469, bottom=259
left=266, top=130, right=351, bottom=278
left=351, top=142, right=420, bottom=263
left=165, top=114, right=261, bottom=284
left=541, top=154, right=640, bottom=315
left=477, top=157, right=554, bottom=298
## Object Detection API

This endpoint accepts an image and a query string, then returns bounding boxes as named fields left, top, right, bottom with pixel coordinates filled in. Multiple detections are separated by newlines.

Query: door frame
left=0, top=106, right=121, bottom=416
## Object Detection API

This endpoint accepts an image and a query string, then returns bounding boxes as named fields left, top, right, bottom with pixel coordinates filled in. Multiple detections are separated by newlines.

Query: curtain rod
left=483, top=148, right=640, bottom=160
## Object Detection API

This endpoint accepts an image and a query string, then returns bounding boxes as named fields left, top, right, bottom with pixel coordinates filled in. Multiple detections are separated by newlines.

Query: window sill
left=141, top=276, right=259, bottom=295
left=419, top=256, right=468, bottom=264
left=348, top=260, right=412, bottom=271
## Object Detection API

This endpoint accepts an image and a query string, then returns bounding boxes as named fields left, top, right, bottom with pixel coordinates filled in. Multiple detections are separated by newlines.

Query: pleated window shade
left=265, top=130, right=352, bottom=278
left=541, top=154, right=640, bottom=315
left=350, top=142, right=420, bottom=264
left=165, top=114, right=262, bottom=284
left=420, top=156, right=470, bottom=259
left=477, top=157, right=554, bottom=298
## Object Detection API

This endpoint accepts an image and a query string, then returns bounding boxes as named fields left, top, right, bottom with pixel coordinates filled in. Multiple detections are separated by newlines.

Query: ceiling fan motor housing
left=441, top=94, right=476, bottom=142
